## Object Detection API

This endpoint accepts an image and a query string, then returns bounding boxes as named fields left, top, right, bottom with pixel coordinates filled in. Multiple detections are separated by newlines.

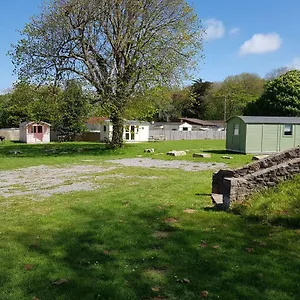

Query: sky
left=1, top=0, right=300, bottom=92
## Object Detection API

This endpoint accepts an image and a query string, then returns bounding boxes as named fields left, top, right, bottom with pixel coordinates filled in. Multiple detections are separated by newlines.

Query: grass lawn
left=0, top=140, right=299, bottom=300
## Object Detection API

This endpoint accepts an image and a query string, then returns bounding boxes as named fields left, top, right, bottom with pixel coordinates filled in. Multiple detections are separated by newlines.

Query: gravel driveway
left=106, top=158, right=226, bottom=172
left=0, top=158, right=225, bottom=199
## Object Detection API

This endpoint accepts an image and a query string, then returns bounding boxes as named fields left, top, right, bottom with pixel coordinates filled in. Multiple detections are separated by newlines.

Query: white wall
left=100, top=121, right=149, bottom=142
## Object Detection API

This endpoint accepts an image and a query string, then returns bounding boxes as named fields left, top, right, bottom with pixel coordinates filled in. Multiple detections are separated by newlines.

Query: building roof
left=124, top=120, right=150, bottom=126
left=179, top=118, right=220, bottom=126
left=151, top=122, right=191, bottom=126
left=86, top=117, right=109, bottom=124
left=20, top=121, right=51, bottom=127
left=229, top=116, right=300, bottom=124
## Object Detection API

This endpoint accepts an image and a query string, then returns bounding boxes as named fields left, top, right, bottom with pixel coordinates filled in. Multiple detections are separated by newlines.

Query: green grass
left=0, top=140, right=299, bottom=300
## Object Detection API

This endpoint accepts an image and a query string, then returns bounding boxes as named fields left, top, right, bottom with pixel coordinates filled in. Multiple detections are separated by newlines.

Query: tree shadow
left=2, top=205, right=299, bottom=300
left=0, top=142, right=135, bottom=158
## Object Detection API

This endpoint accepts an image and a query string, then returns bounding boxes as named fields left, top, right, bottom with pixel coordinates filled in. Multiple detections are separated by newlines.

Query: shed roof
left=124, top=120, right=150, bottom=126
left=20, top=121, right=51, bottom=127
left=228, top=116, right=300, bottom=124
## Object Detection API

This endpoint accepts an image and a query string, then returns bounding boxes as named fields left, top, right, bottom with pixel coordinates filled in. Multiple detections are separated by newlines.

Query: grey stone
left=252, top=155, right=269, bottom=161
left=193, top=153, right=211, bottom=158
left=167, top=150, right=186, bottom=157
left=144, top=148, right=155, bottom=153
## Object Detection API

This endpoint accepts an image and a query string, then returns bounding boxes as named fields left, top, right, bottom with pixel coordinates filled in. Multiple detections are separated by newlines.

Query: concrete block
left=144, top=148, right=155, bottom=153
left=252, top=155, right=269, bottom=161
left=167, top=150, right=187, bottom=157
left=193, top=153, right=211, bottom=158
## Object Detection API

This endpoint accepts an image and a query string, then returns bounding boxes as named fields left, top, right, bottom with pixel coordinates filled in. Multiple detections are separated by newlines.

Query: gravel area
left=106, top=158, right=226, bottom=172
left=0, top=158, right=225, bottom=200
left=0, top=165, right=116, bottom=199
left=0, top=164, right=163, bottom=200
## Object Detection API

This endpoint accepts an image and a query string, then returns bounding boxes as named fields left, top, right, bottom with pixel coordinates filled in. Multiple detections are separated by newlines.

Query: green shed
left=226, top=116, right=300, bottom=154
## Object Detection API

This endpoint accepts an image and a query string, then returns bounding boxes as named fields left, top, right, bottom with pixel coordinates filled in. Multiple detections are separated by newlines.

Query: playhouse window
left=182, top=127, right=189, bottom=131
left=31, top=126, right=43, bottom=133
left=103, top=125, right=107, bottom=132
left=284, top=124, right=293, bottom=136
left=233, top=124, right=239, bottom=136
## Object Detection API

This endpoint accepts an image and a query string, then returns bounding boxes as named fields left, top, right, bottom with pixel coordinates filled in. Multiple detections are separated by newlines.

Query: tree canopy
left=244, top=70, right=300, bottom=116
left=10, top=0, right=203, bottom=147
left=203, top=73, right=265, bottom=120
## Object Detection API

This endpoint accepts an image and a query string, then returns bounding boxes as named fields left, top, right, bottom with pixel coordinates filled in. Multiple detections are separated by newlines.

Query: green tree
left=244, top=70, right=300, bottom=116
left=0, top=83, right=62, bottom=128
left=203, top=73, right=265, bottom=120
left=186, top=78, right=212, bottom=119
left=10, top=0, right=203, bottom=148
left=56, top=80, right=90, bottom=140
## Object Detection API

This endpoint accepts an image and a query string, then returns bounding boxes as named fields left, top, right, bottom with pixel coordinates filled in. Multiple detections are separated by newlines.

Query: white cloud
left=204, top=19, right=225, bottom=41
left=288, top=58, right=300, bottom=70
left=239, top=33, right=282, bottom=55
left=229, top=27, right=240, bottom=36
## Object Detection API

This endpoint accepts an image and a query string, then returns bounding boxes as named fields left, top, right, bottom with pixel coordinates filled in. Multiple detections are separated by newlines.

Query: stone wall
left=212, top=147, right=300, bottom=208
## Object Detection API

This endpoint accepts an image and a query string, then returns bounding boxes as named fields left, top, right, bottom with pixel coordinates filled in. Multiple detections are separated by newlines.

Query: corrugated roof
left=228, top=116, right=300, bottom=124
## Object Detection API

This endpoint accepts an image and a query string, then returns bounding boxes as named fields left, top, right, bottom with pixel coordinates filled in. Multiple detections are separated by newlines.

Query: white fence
left=149, top=130, right=226, bottom=141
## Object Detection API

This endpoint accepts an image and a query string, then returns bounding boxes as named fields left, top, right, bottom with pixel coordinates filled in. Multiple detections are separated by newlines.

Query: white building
left=19, top=121, right=51, bottom=144
left=100, top=120, right=150, bottom=142
left=150, top=122, right=192, bottom=132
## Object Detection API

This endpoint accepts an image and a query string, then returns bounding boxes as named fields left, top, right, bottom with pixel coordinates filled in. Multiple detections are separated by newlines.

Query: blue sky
left=1, top=0, right=300, bottom=92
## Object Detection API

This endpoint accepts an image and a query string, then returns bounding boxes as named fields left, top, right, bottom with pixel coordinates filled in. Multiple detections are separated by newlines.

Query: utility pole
left=224, top=96, right=227, bottom=122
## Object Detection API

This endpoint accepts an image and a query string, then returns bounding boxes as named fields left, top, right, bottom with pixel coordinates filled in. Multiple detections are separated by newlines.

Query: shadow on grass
left=203, top=149, right=242, bottom=155
left=0, top=142, right=134, bottom=158
left=2, top=206, right=300, bottom=300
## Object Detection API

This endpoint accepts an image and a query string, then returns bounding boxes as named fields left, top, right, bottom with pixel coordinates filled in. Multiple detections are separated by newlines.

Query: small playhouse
left=100, top=120, right=150, bottom=142
left=226, top=116, right=300, bottom=154
left=19, top=121, right=51, bottom=144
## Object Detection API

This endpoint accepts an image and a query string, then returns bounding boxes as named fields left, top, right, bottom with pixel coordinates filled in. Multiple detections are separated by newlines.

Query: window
left=284, top=124, right=293, bottom=136
left=233, top=124, right=239, bottom=136
left=182, top=127, right=189, bottom=131
left=103, top=125, right=107, bottom=132
left=31, top=125, right=43, bottom=133
left=37, top=126, right=43, bottom=133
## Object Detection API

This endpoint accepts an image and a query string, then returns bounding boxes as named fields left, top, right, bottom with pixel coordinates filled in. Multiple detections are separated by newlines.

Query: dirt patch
left=152, top=231, right=172, bottom=238
left=106, top=158, right=226, bottom=172
left=164, top=217, right=178, bottom=223
left=183, top=209, right=197, bottom=214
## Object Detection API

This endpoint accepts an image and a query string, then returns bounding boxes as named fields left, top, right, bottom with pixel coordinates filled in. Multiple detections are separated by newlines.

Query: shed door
left=262, top=125, right=278, bottom=153
left=232, top=123, right=240, bottom=151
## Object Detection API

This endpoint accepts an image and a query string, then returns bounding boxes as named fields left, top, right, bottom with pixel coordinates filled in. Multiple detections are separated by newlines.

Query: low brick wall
left=212, top=147, right=300, bottom=208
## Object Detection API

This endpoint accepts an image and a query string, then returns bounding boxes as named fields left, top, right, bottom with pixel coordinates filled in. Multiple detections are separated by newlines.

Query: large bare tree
left=10, top=0, right=203, bottom=147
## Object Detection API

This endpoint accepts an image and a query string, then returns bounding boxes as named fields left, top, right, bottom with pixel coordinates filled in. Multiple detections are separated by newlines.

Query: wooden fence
left=0, top=128, right=20, bottom=141
left=149, top=130, right=226, bottom=141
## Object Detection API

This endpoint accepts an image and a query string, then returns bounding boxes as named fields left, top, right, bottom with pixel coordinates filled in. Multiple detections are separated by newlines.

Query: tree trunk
left=110, top=110, right=124, bottom=149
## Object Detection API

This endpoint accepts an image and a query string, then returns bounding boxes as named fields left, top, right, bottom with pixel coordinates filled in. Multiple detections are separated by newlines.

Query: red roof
left=86, top=117, right=109, bottom=125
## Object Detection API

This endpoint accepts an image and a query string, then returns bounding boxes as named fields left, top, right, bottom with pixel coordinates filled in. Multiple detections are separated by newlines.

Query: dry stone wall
left=212, top=147, right=300, bottom=208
